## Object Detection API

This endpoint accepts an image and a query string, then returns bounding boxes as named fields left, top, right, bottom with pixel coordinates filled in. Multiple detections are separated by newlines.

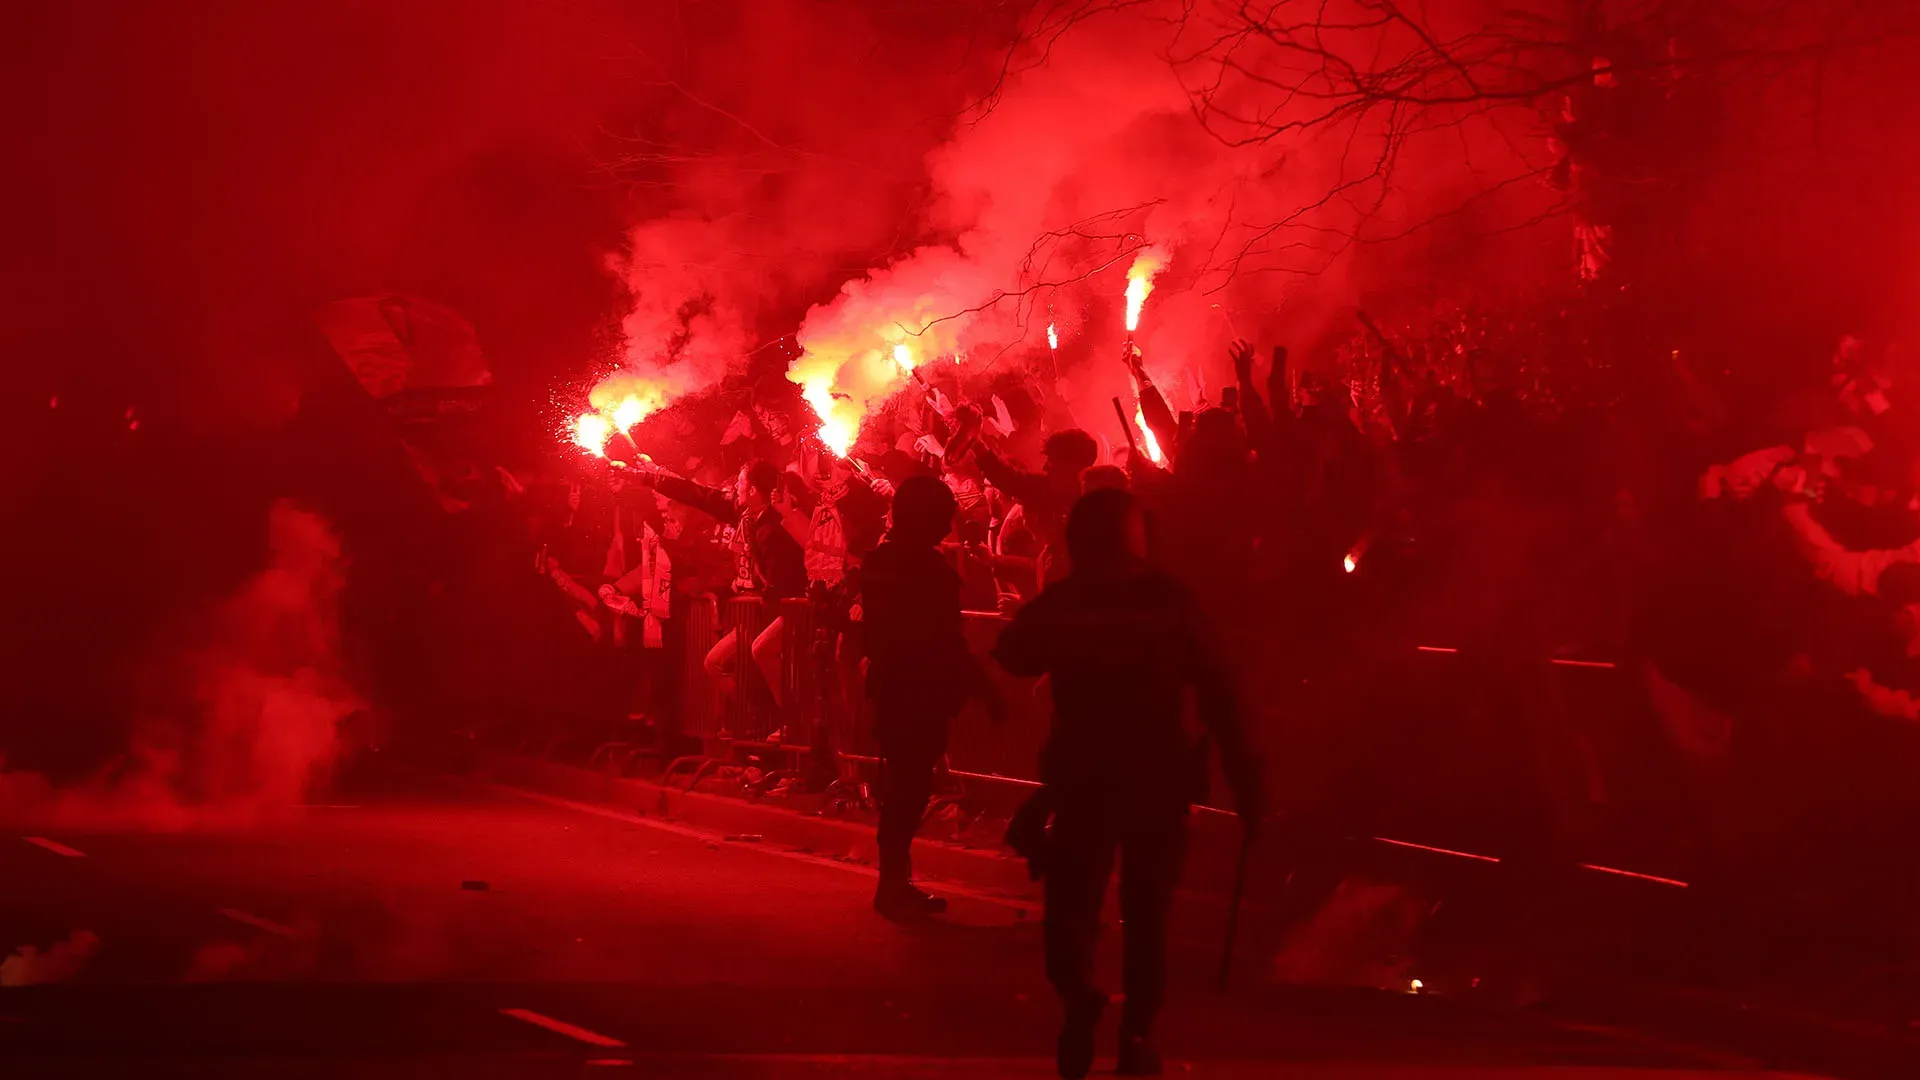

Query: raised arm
left=649, top=474, right=740, bottom=525
left=1127, top=344, right=1180, bottom=459
left=1231, top=339, right=1272, bottom=447
left=974, top=444, right=1049, bottom=507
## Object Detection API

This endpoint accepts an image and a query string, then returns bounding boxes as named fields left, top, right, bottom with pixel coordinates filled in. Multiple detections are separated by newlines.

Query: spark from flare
left=1123, top=247, right=1168, bottom=334
left=1135, top=406, right=1164, bottom=464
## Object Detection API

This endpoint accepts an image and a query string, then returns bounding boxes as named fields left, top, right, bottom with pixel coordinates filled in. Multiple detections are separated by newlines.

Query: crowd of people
left=533, top=322, right=1920, bottom=822
left=513, top=314, right=1920, bottom=1069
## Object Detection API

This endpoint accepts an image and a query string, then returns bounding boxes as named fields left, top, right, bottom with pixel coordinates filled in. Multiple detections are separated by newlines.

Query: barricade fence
left=639, top=592, right=1918, bottom=926
left=675, top=593, right=1046, bottom=786
left=669, top=596, right=1666, bottom=852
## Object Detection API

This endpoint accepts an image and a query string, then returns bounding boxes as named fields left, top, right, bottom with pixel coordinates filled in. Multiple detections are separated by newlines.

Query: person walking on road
left=993, top=487, right=1264, bottom=1078
left=861, top=475, right=1005, bottom=919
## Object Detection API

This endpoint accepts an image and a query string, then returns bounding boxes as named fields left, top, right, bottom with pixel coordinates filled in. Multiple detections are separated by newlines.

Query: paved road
left=1, top=765, right=1817, bottom=1078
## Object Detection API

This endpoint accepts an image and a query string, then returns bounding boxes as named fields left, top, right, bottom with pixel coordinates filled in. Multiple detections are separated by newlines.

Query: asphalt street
left=1, top=765, right=1822, bottom=1078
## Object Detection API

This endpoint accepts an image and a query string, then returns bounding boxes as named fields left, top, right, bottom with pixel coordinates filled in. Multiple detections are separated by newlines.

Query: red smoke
left=772, top=2, right=1550, bottom=444
left=592, top=1, right=1000, bottom=429
left=0, top=502, right=359, bottom=829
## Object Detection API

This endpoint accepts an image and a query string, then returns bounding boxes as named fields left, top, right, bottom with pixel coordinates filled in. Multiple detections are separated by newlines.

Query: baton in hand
left=1112, top=396, right=1143, bottom=460
left=1216, top=817, right=1256, bottom=992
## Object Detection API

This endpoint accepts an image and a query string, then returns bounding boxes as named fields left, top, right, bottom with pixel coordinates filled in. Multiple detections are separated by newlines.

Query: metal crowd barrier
left=667, top=596, right=1696, bottom=886
left=680, top=594, right=719, bottom=739
left=658, top=594, right=1920, bottom=952
left=670, top=594, right=1047, bottom=786
left=949, top=611, right=1048, bottom=780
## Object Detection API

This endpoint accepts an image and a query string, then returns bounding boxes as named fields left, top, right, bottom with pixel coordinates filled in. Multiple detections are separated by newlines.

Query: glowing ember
left=1123, top=247, right=1168, bottom=333
left=1047, top=323, right=1059, bottom=351
left=572, top=413, right=613, bottom=457
left=891, top=343, right=915, bottom=372
left=1134, top=406, right=1164, bottom=464
left=1344, top=533, right=1371, bottom=573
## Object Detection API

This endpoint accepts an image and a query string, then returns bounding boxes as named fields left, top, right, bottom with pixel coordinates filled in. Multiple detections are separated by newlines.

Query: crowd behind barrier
left=483, top=322, right=1920, bottom=969
left=617, top=578, right=1920, bottom=950
left=627, top=588, right=1698, bottom=879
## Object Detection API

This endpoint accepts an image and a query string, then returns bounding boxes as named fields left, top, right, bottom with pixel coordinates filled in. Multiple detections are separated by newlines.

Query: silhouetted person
left=974, top=427, right=1099, bottom=583
left=994, top=488, right=1263, bottom=1078
left=862, top=475, right=1002, bottom=919
left=643, top=459, right=806, bottom=709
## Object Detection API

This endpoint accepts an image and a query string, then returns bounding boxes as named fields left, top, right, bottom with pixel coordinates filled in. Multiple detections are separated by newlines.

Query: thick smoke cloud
left=599, top=1, right=1005, bottom=411
left=0, top=503, right=359, bottom=829
left=781, top=1, right=1549, bottom=437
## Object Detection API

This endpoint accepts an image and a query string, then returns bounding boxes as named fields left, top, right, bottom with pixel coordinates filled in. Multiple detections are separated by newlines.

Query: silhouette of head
left=1081, top=464, right=1129, bottom=493
left=1178, top=408, right=1248, bottom=481
left=1043, top=428, right=1099, bottom=481
left=1066, top=487, right=1147, bottom=571
left=889, top=475, right=958, bottom=547
left=742, top=459, right=782, bottom=511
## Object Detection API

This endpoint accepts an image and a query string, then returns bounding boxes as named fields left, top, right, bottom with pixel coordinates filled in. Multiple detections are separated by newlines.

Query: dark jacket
left=652, top=475, right=808, bottom=601
left=993, top=565, right=1259, bottom=809
left=974, top=447, right=1079, bottom=583
left=861, top=539, right=985, bottom=728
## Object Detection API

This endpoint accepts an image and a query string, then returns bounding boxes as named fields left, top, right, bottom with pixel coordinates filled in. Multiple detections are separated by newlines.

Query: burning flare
left=802, top=379, right=856, bottom=458
left=1123, top=247, right=1168, bottom=334
left=568, top=372, right=671, bottom=456
left=610, top=396, right=646, bottom=432
left=572, top=413, right=614, bottom=457
left=1047, top=323, right=1059, bottom=351
left=1135, top=406, right=1164, bottom=465
left=790, top=294, right=962, bottom=458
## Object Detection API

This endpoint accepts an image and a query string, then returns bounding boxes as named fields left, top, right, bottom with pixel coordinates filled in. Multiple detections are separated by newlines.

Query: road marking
left=499, top=1007, right=627, bottom=1047
left=1577, top=862, right=1689, bottom=887
left=1372, top=837, right=1690, bottom=887
left=1372, top=836, right=1501, bottom=863
left=24, top=837, right=85, bottom=858
left=216, top=907, right=295, bottom=936
left=714, top=1053, right=1048, bottom=1064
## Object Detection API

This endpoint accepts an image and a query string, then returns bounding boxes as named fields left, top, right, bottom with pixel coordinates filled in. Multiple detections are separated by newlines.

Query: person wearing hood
left=994, top=487, right=1263, bottom=1078
left=860, top=475, right=1005, bottom=918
